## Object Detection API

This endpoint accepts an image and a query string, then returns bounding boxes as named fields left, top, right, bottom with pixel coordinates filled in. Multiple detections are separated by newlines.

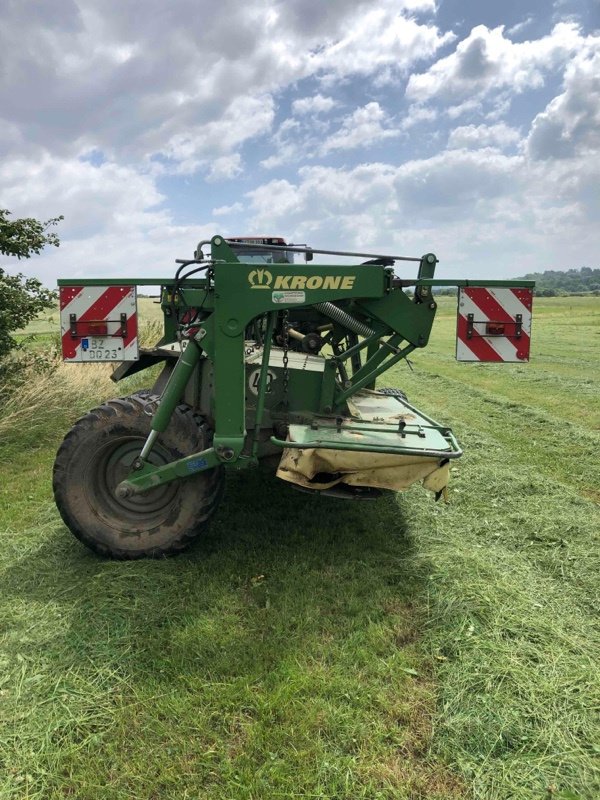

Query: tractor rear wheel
left=53, top=394, right=224, bottom=559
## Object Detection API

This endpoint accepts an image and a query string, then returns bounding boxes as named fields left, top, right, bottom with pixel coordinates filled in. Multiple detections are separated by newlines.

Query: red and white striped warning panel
left=59, top=285, right=139, bottom=362
left=456, top=286, right=533, bottom=362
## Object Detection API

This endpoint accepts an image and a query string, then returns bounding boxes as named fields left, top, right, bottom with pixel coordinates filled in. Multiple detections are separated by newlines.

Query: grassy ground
left=0, top=297, right=598, bottom=799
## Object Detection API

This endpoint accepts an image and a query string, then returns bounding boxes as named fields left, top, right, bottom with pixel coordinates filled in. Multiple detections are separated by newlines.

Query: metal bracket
left=466, top=313, right=474, bottom=339
left=515, top=313, right=522, bottom=339
left=68, top=312, right=128, bottom=339
left=119, top=312, right=128, bottom=338
left=467, top=312, right=523, bottom=339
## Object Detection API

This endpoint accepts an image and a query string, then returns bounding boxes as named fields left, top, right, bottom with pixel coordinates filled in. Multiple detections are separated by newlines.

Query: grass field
left=1, top=296, right=598, bottom=799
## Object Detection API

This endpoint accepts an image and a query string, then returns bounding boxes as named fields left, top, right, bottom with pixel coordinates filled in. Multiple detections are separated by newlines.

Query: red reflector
left=486, top=322, right=505, bottom=336
left=79, top=321, right=108, bottom=336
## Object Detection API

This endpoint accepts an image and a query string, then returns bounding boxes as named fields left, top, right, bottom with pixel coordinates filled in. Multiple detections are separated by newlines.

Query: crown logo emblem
left=248, top=268, right=273, bottom=289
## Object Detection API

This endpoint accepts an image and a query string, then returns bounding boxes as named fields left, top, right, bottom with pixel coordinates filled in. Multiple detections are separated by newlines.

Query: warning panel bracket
left=466, top=313, right=524, bottom=339
left=68, top=312, right=129, bottom=340
left=456, top=286, right=533, bottom=363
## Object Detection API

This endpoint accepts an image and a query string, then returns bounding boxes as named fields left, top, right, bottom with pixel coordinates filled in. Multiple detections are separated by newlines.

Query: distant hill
left=514, top=267, right=600, bottom=296
left=433, top=266, right=600, bottom=296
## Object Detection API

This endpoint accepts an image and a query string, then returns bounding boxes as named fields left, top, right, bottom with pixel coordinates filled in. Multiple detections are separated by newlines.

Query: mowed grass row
left=0, top=297, right=598, bottom=799
left=387, top=295, right=599, bottom=798
left=1, top=367, right=464, bottom=800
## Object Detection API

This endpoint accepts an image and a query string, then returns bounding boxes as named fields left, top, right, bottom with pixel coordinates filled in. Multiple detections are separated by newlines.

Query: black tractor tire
left=53, top=394, right=224, bottom=559
left=377, top=387, right=409, bottom=402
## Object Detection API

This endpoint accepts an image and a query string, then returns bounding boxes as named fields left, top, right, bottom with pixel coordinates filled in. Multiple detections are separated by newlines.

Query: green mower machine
left=53, top=235, right=533, bottom=558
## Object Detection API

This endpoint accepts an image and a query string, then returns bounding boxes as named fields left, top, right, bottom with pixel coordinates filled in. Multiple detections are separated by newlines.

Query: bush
left=0, top=209, right=62, bottom=394
left=0, top=269, right=57, bottom=359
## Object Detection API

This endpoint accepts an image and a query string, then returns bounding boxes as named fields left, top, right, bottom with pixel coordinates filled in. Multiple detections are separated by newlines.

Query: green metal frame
left=59, top=235, right=534, bottom=498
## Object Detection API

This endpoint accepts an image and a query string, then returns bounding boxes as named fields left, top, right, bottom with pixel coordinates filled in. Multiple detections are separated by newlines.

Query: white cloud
left=292, top=94, right=337, bottom=115
left=0, top=0, right=455, bottom=284
left=212, top=202, right=244, bottom=217
left=206, top=154, right=243, bottom=182
left=311, top=2, right=454, bottom=84
left=30, top=221, right=215, bottom=286
left=159, top=95, right=275, bottom=176
left=527, top=49, right=600, bottom=159
left=320, top=103, right=399, bottom=154
left=247, top=144, right=600, bottom=276
left=506, top=16, right=535, bottom=37
left=1, top=0, right=598, bottom=287
left=264, top=101, right=402, bottom=169
left=0, top=153, right=214, bottom=284
left=406, top=22, right=588, bottom=108
left=448, top=123, right=521, bottom=150
left=400, top=105, right=438, bottom=130
left=0, top=155, right=164, bottom=239
left=260, top=118, right=311, bottom=169
left=0, top=0, right=450, bottom=175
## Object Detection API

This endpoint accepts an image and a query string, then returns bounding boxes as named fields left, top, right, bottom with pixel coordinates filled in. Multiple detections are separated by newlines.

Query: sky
left=1, top=0, right=599, bottom=284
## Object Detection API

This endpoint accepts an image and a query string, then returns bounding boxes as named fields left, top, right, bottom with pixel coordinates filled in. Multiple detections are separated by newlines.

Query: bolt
left=116, top=485, right=132, bottom=499
left=429, top=302, right=436, bottom=310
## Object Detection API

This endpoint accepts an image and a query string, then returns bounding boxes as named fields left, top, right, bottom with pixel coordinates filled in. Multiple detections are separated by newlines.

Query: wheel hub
left=85, top=437, right=179, bottom=531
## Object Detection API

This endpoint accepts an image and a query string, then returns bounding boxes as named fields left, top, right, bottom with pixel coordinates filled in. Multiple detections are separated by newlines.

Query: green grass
left=1, top=297, right=598, bottom=799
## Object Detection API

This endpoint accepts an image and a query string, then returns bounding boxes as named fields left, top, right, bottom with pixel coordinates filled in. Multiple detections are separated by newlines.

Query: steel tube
left=224, top=239, right=421, bottom=263
left=270, top=436, right=462, bottom=459
left=251, top=312, right=276, bottom=458
left=151, top=340, right=202, bottom=433
left=335, top=344, right=416, bottom=405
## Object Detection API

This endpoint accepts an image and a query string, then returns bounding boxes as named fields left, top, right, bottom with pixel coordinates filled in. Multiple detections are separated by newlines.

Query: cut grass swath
left=0, top=296, right=598, bottom=799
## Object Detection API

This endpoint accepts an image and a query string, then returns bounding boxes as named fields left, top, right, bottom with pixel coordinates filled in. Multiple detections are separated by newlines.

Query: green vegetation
left=0, top=209, right=62, bottom=261
left=0, top=209, right=62, bottom=389
left=435, top=267, right=599, bottom=297
left=515, top=267, right=600, bottom=297
left=0, top=297, right=598, bottom=799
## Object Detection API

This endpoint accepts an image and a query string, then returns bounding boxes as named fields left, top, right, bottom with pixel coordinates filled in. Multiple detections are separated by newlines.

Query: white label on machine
left=456, top=286, right=533, bottom=362
left=272, top=290, right=305, bottom=304
left=59, top=285, right=139, bottom=362
left=247, top=367, right=277, bottom=395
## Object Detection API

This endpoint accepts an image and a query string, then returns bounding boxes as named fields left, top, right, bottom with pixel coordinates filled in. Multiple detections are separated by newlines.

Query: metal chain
left=281, top=309, right=290, bottom=434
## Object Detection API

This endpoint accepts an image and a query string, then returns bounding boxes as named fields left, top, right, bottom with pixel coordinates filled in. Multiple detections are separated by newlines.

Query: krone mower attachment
left=53, top=235, right=533, bottom=558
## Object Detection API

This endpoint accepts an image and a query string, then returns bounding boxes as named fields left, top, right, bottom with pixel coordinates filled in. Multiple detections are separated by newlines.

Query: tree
left=0, top=209, right=62, bottom=366
left=0, top=208, right=62, bottom=260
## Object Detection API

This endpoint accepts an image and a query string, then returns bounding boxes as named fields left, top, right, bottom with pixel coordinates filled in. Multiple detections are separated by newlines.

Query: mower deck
left=274, top=390, right=461, bottom=495
left=274, top=390, right=461, bottom=459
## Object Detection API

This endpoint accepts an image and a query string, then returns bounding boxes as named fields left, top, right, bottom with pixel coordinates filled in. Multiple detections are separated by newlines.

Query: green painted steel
left=417, top=279, right=536, bottom=287
left=150, top=338, right=203, bottom=433
left=57, top=234, right=533, bottom=497
left=57, top=277, right=535, bottom=288
left=57, top=278, right=208, bottom=287
left=117, top=446, right=222, bottom=496
left=251, top=312, right=277, bottom=459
